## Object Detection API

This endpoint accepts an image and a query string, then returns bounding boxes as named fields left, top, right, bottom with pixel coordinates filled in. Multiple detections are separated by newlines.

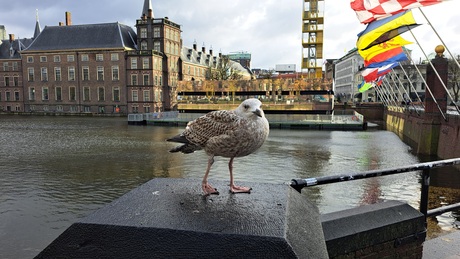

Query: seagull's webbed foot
left=230, top=185, right=252, bottom=194
left=202, top=182, right=219, bottom=195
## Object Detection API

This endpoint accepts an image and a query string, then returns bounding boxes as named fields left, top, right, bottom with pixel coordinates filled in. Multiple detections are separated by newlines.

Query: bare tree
left=206, top=55, right=242, bottom=81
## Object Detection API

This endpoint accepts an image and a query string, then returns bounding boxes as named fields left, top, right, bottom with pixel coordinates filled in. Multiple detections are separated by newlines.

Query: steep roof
left=23, top=22, right=137, bottom=52
left=142, top=0, right=153, bottom=18
left=0, top=38, right=34, bottom=59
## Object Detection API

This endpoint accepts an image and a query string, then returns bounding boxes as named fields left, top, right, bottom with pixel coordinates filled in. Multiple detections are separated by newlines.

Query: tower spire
left=33, top=9, right=41, bottom=39
left=141, top=0, right=154, bottom=18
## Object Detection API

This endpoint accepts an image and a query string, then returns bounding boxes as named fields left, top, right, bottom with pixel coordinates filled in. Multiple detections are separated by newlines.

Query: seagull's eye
left=244, top=104, right=250, bottom=109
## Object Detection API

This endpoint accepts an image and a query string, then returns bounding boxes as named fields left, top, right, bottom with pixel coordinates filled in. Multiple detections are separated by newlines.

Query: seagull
left=167, top=98, right=270, bottom=195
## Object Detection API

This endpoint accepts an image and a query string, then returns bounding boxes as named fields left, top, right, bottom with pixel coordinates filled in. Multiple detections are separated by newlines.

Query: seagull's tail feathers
left=166, top=134, right=201, bottom=154
left=166, top=134, right=188, bottom=144
left=169, top=143, right=201, bottom=154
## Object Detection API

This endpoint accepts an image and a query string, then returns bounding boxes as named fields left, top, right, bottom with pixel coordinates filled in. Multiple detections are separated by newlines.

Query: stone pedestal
left=35, top=178, right=328, bottom=259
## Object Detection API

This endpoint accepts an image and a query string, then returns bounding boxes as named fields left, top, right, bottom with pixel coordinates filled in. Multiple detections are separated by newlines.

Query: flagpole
left=417, top=7, right=460, bottom=70
left=397, top=59, right=425, bottom=108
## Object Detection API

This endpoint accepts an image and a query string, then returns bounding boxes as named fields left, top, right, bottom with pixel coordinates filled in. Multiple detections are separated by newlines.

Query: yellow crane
left=301, top=0, right=324, bottom=79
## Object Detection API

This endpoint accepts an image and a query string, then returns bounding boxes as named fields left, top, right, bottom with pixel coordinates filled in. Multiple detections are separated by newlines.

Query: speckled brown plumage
left=167, top=98, right=269, bottom=195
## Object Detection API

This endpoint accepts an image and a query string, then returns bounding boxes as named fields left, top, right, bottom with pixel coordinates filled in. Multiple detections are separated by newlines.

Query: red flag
left=364, top=46, right=404, bottom=67
left=351, top=0, right=445, bottom=24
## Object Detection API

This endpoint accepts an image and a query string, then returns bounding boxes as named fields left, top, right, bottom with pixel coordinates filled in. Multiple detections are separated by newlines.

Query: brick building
left=0, top=0, right=252, bottom=114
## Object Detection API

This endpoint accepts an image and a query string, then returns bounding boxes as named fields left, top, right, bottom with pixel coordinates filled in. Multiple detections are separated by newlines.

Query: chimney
left=65, top=11, right=72, bottom=26
left=209, top=46, right=213, bottom=56
left=9, top=34, right=14, bottom=42
left=148, top=9, right=153, bottom=19
left=59, top=22, right=64, bottom=26
left=202, top=44, right=206, bottom=54
left=193, top=40, right=197, bottom=51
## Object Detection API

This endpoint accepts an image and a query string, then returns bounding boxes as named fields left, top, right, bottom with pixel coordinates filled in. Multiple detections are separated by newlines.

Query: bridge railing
left=291, top=157, right=460, bottom=218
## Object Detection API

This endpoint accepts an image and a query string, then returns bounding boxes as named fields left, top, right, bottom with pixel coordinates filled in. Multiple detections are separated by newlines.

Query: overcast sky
left=1, top=0, right=459, bottom=70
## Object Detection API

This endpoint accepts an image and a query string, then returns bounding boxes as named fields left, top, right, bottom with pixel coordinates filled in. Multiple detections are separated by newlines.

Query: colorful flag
left=359, top=35, right=412, bottom=61
left=351, top=0, right=445, bottom=24
left=362, top=62, right=399, bottom=82
left=358, top=81, right=375, bottom=92
left=356, top=10, right=419, bottom=51
left=365, top=50, right=407, bottom=68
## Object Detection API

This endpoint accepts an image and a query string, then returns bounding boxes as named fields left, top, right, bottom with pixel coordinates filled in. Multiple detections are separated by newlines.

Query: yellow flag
left=356, top=10, right=418, bottom=51
left=359, top=35, right=412, bottom=61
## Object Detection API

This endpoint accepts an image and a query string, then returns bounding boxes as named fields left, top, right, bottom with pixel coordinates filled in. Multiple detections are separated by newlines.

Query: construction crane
left=301, top=0, right=324, bottom=79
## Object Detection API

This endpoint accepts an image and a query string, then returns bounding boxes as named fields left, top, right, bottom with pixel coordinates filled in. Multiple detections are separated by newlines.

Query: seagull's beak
left=253, top=109, right=262, bottom=117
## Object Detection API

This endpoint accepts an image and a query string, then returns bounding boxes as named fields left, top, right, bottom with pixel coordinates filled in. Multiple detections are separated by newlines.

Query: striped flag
left=356, top=10, right=419, bottom=51
left=359, top=35, right=412, bottom=64
left=351, top=0, right=445, bottom=24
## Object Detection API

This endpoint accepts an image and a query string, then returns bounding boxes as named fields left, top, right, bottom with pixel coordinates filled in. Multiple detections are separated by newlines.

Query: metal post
left=419, top=168, right=430, bottom=217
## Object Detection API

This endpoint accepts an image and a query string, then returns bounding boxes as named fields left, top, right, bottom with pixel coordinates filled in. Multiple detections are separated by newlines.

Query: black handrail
left=291, top=157, right=460, bottom=218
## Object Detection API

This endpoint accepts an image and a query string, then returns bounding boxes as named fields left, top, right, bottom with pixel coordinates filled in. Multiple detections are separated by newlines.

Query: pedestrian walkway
left=423, top=230, right=460, bottom=258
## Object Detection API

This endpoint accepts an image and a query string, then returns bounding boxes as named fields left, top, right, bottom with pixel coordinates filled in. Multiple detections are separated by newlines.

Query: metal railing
left=291, top=158, right=460, bottom=218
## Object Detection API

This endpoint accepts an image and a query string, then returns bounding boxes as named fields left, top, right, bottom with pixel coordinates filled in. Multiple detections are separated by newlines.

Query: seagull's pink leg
left=202, top=155, right=219, bottom=195
left=228, top=157, right=252, bottom=193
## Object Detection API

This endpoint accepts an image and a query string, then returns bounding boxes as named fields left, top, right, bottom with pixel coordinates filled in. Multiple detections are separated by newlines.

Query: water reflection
left=0, top=115, right=458, bottom=258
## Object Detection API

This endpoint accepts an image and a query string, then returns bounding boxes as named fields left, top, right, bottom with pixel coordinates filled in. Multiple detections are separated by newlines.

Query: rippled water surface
left=0, top=115, right=458, bottom=258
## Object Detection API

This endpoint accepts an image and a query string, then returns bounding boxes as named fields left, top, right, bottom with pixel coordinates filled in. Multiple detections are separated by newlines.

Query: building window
left=27, top=56, right=34, bottom=63
left=96, top=54, right=103, bottom=61
left=131, top=58, right=137, bottom=69
left=143, top=90, right=150, bottom=102
left=153, top=27, right=160, bottom=37
left=81, top=54, right=89, bottom=61
left=113, top=87, right=120, bottom=101
left=56, top=87, right=62, bottom=101
left=54, top=55, right=61, bottom=62
left=55, top=67, right=61, bottom=81
left=40, top=56, right=47, bottom=62
left=141, top=42, right=148, bottom=50
left=68, top=67, right=75, bottom=81
left=153, top=41, right=160, bottom=52
left=13, top=76, right=18, bottom=86
left=140, top=28, right=147, bottom=38
left=111, top=53, right=119, bottom=61
left=5, top=91, right=11, bottom=101
left=69, top=86, right=76, bottom=101
left=82, top=67, right=89, bottom=81
left=29, top=87, right=35, bottom=101
left=97, top=66, right=104, bottom=81
left=12, top=62, right=18, bottom=71
left=14, top=91, right=20, bottom=101
left=98, top=87, right=105, bottom=101
left=112, top=66, right=119, bottom=81
left=143, top=74, right=149, bottom=85
left=67, top=55, right=74, bottom=62
left=41, top=67, right=48, bottom=81
left=42, top=87, right=49, bottom=100
left=131, top=74, right=137, bottom=85
left=143, top=58, right=149, bottom=69
left=3, top=62, right=8, bottom=71
left=132, top=90, right=138, bottom=102
left=83, top=87, right=90, bottom=101
left=4, top=77, right=10, bottom=86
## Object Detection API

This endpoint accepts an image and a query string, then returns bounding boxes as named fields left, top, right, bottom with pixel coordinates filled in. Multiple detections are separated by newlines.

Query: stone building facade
left=0, top=0, right=252, bottom=115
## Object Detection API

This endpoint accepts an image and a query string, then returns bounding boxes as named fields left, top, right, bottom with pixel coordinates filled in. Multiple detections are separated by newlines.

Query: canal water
left=0, top=115, right=459, bottom=258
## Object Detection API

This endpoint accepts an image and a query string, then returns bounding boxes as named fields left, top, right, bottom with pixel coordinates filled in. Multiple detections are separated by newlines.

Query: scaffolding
left=301, top=0, right=324, bottom=79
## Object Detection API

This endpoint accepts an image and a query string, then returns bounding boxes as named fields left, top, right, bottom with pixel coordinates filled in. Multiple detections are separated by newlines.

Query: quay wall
left=384, top=110, right=460, bottom=158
